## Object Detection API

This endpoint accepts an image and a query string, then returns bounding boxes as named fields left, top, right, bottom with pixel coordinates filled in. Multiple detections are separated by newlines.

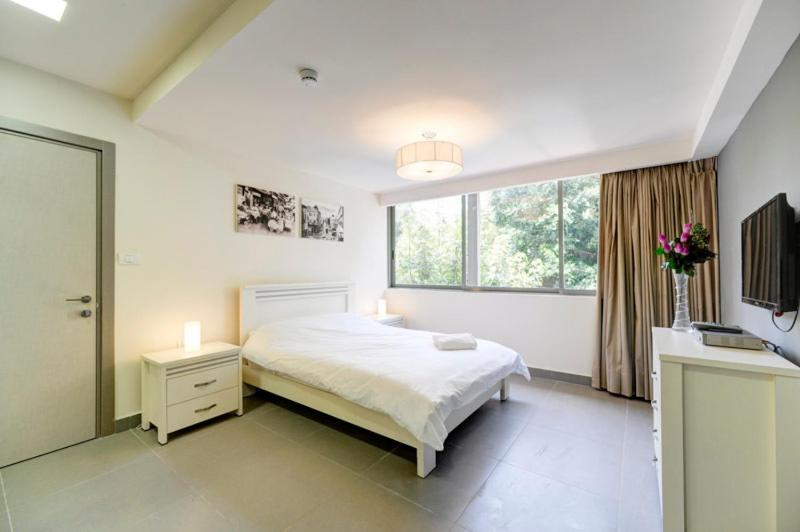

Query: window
left=562, top=175, right=600, bottom=290
left=478, top=181, right=560, bottom=289
left=392, top=195, right=463, bottom=287
left=390, top=174, right=599, bottom=293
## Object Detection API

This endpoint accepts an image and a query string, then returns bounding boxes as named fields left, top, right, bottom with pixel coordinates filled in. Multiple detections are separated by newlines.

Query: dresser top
left=653, top=327, right=800, bottom=377
left=142, top=341, right=240, bottom=368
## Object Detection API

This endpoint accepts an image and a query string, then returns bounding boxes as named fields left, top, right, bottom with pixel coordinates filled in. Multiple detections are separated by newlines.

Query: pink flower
left=664, top=242, right=672, bottom=253
left=684, top=223, right=692, bottom=233
left=658, top=233, right=667, bottom=244
left=681, top=246, right=689, bottom=256
left=674, top=243, right=684, bottom=254
left=680, top=232, right=689, bottom=243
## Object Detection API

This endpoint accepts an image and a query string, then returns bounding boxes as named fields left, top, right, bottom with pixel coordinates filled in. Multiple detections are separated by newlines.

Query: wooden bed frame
left=239, top=282, right=509, bottom=478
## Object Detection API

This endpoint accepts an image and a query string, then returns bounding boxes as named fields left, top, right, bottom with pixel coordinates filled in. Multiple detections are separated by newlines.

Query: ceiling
left=0, top=0, right=234, bottom=98
left=3, top=0, right=788, bottom=195
left=136, top=0, right=748, bottom=193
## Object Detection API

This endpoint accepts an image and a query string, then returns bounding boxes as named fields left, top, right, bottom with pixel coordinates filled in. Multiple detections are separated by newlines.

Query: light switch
left=118, top=252, right=140, bottom=265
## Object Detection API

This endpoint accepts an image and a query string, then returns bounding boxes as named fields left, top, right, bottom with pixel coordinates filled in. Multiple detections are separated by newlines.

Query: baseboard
left=114, top=413, right=141, bottom=433
left=529, top=367, right=591, bottom=386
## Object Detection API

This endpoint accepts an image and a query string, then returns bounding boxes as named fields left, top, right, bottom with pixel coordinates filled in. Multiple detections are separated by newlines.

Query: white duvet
left=241, top=313, right=530, bottom=450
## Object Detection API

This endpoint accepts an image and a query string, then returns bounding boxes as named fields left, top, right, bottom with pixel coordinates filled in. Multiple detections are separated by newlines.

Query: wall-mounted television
left=741, top=193, right=798, bottom=312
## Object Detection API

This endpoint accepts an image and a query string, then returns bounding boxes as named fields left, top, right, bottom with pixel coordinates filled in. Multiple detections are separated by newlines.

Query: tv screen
left=741, top=193, right=797, bottom=312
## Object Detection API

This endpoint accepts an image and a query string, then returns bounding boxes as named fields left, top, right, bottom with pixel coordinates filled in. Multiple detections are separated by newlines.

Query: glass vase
left=672, top=271, right=691, bottom=331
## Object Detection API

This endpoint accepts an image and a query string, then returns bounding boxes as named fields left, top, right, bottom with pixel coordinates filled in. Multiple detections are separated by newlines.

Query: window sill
left=388, top=284, right=596, bottom=296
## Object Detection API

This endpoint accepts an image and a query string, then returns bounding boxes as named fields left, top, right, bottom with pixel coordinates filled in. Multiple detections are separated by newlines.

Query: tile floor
left=0, top=376, right=662, bottom=531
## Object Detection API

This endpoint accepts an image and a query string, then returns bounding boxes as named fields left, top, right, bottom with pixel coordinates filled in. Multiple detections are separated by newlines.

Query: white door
left=0, top=129, right=98, bottom=467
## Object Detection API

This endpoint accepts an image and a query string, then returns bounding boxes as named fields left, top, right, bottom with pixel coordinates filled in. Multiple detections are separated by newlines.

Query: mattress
left=241, top=312, right=530, bottom=450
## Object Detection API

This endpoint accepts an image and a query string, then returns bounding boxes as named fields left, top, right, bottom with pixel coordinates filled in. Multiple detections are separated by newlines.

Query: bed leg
left=500, top=378, right=510, bottom=401
left=416, top=444, right=436, bottom=478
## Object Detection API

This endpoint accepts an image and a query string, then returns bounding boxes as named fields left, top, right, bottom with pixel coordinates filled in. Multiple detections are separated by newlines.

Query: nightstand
left=141, top=342, right=242, bottom=444
left=365, top=313, right=405, bottom=327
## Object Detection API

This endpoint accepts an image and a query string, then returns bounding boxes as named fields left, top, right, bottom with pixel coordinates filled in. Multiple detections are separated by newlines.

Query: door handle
left=80, top=309, right=92, bottom=318
left=66, top=295, right=92, bottom=303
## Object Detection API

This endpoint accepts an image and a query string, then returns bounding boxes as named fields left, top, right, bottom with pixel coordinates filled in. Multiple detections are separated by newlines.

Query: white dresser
left=141, top=342, right=242, bottom=444
left=652, top=327, right=800, bottom=532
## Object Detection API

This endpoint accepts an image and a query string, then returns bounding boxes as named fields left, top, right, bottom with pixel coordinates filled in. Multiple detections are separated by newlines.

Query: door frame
left=0, top=116, right=116, bottom=438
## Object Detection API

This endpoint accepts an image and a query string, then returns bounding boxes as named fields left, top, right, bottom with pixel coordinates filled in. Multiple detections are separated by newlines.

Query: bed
left=239, top=282, right=530, bottom=477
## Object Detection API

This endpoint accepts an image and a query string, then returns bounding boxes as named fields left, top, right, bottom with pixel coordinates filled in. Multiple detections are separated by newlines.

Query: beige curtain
left=593, top=157, right=720, bottom=400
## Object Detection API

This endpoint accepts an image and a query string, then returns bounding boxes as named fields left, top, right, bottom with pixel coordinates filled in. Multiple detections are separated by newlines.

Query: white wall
left=386, top=288, right=597, bottom=377
left=718, top=35, right=800, bottom=364
left=0, top=58, right=387, bottom=419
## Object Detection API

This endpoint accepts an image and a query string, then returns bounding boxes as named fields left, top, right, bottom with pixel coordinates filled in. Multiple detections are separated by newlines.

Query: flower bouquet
left=655, top=221, right=716, bottom=330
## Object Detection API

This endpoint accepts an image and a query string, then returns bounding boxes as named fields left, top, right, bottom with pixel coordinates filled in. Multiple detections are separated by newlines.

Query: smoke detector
left=298, top=68, right=318, bottom=87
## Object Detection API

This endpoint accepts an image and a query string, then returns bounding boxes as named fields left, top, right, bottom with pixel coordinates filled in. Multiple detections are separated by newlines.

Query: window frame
left=388, top=177, right=598, bottom=296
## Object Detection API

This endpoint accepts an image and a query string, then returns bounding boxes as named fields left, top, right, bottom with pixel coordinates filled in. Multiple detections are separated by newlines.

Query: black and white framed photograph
left=301, top=199, right=344, bottom=242
left=236, top=184, right=297, bottom=236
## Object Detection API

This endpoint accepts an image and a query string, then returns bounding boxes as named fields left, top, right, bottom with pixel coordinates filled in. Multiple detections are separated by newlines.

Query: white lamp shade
left=395, top=140, right=463, bottom=181
left=377, top=299, right=387, bottom=316
left=183, top=321, right=202, bottom=353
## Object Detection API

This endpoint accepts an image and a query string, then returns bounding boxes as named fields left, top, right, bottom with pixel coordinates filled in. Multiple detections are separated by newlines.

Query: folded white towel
left=433, top=333, right=478, bottom=351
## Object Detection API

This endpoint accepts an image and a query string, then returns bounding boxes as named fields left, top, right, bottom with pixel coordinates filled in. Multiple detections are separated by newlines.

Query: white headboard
left=239, top=282, right=351, bottom=345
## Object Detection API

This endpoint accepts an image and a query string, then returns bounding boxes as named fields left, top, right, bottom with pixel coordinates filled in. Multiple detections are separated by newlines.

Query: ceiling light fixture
left=395, top=132, right=463, bottom=181
left=9, top=0, right=67, bottom=21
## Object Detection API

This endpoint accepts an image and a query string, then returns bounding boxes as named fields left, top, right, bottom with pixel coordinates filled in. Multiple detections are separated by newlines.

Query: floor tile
left=477, top=376, right=555, bottom=420
left=286, top=472, right=453, bottom=532
left=154, top=417, right=294, bottom=484
left=297, top=422, right=398, bottom=473
left=619, top=403, right=662, bottom=532
left=618, top=455, right=662, bottom=532
left=363, top=442, right=498, bottom=521
left=458, top=463, right=618, bottom=532
left=445, top=405, right=529, bottom=459
left=9, top=454, right=191, bottom=531
left=0, top=430, right=148, bottom=508
left=502, top=423, right=623, bottom=500
left=170, top=429, right=353, bottom=531
left=119, top=493, right=236, bottom=532
left=0, top=509, right=10, bottom=532
left=624, top=400, right=656, bottom=451
left=159, top=416, right=281, bottom=457
left=248, top=401, right=329, bottom=442
left=529, top=381, right=627, bottom=446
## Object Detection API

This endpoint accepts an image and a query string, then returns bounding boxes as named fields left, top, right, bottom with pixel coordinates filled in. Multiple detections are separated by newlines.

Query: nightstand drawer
left=167, top=387, right=239, bottom=432
left=167, top=363, right=238, bottom=406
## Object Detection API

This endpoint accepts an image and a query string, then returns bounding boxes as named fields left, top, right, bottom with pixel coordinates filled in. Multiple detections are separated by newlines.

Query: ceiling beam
left=692, top=0, right=800, bottom=158
left=131, top=0, right=274, bottom=121
left=378, top=138, right=693, bottom=206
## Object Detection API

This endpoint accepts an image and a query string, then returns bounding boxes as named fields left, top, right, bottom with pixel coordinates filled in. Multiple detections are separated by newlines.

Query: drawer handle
left=194, top=403, right=217, bottom=414
left=194, top=379, right=217, bottom=388
left=652, top=456, right=658, bottom=463
left=652, top=428, right=658, bottom=433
